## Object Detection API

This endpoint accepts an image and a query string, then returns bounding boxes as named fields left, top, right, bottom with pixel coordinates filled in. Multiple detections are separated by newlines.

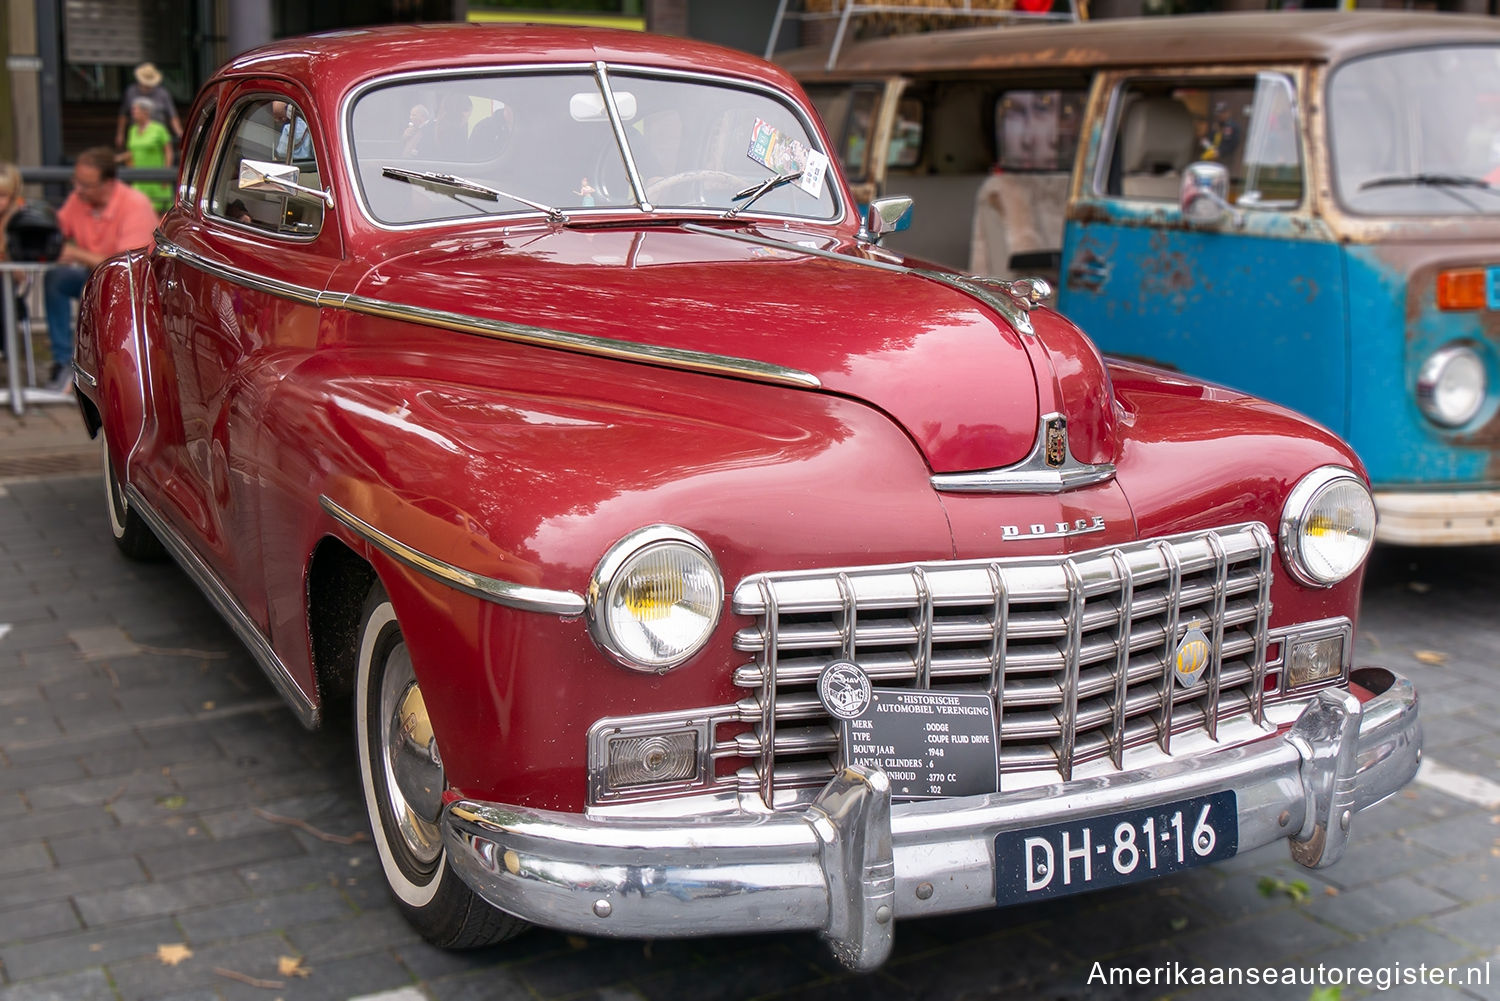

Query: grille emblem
left=1044, top=416, right=1068, bottom=468
left=817, top=661, right=872, bottom=720
left=1174, top=622, right=1211, bottom=686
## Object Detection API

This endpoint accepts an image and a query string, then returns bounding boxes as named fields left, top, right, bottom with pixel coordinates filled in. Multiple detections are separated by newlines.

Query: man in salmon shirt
left=44, top=146, right=159, bottom=393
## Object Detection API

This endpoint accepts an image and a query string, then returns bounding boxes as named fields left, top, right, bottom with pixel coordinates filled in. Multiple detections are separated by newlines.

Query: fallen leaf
left=1169, top=916, right=1189, bottom=932
left=1408, top=581, right=1431, bottom=594
left=201, top=701, right=215, bottom=711
left=158, top=794, right=187, bottom=810
left=1324, top=886, right=1340, bottom=897
left=566, top=935, right=589, bottom=950
left=1414, top=650, right=1448, bottom=665
left=157, top=943, right=193, bottom=966
left=277, top=955, right=310, bottom=978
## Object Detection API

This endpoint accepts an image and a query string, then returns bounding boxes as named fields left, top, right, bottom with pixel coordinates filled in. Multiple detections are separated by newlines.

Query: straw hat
left=134, top=62, right=162, bottom=87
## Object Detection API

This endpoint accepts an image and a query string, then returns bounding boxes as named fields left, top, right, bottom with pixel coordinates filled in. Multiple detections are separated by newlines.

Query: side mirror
left=1180, top=162, right=1235, bottom=225
left=863, top=195, right=913, bottom=243
left=238, top=159, right=333, bottom=207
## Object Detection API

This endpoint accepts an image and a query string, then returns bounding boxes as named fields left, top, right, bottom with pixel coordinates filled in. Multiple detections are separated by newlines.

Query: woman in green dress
left=121, top=98, right=173, bottom=214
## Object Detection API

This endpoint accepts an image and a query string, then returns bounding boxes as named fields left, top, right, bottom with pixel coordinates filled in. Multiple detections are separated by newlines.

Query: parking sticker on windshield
left=746, top=119, right=828, bottom=198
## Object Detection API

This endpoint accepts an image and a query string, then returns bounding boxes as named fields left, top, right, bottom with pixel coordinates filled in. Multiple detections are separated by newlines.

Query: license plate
left=994, top=791, right=1238, bottom=904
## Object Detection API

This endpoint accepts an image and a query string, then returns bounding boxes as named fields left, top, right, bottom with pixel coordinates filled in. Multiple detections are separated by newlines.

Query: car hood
left=345, top=225, right=1116, bottom=473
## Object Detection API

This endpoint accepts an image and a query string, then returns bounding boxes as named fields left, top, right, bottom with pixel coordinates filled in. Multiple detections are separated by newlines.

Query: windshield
left=348, top=68, right=839, bottom=226
left=1329, top=45, right=1500, bottom=215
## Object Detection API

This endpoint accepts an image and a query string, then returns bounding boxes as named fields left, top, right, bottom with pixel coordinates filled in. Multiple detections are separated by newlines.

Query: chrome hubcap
left=378, top=642, right=444, bottom=865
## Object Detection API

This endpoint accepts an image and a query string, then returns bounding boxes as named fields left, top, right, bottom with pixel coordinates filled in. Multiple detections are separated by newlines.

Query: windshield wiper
left=381, top=167, right=567, bottom=223
left=725, top=170, right=803, bottom=220
left=1359, top=173, right=1498, bottom=192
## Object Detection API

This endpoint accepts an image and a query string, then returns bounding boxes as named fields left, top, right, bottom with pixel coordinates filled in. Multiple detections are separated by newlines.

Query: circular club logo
left=817, top=660, right=872, bottom=721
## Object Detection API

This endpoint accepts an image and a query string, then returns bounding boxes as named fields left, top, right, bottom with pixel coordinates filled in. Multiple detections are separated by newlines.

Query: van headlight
left=1417, top=344, right=1486, bottom=428
left=588, top=526, right=722, bottom=673
left=1279, top=467, right=1376, bottom=588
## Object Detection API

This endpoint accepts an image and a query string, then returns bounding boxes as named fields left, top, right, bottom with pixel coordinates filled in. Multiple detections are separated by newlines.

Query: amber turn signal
left=1436, top=268, right=1488, bottom=311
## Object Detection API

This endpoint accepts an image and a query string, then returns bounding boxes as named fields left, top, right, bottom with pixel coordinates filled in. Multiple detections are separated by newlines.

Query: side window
left=887, top=96, right=924, bottom=169
left=995, top=89, right=1085, bottom=173
left=805, top=85, right=881, bottom=182
left=177, top=104, right=216, bottom=208
left=207, top=97, right=324, bottom=236
left=1102, top=75, right=1303, bottom=205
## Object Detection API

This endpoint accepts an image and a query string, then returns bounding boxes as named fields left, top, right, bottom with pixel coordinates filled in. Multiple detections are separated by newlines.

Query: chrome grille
left=731, top=524, right=1275, bottom=807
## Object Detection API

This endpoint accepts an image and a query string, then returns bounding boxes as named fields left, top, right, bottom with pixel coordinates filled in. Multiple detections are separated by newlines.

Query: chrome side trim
left=154, top=239, right=821, bottom=391
left=122, top=484, right=319, bottom=729
left=337, top=292, right=822, bottom=389
left=71, top=361, right=97, bottom=389
left=930, top=413, right=1117, bottom=494
left=154, top=240, right=322, bottom=305
left=319, top=495, right=586, bottom=617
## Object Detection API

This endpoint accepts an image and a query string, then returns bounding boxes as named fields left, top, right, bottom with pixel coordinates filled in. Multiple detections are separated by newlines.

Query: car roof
left=778, top=10, right=1500, bottom=79
left=218, top=22, right=804, bottom=95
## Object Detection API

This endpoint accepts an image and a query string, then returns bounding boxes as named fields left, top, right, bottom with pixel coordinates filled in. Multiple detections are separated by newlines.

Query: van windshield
left=1329, top=45, right=1500, bottom=215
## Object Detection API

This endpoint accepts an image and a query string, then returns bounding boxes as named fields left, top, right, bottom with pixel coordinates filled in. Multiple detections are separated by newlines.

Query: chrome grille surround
left=730, top=523, right=1277, bottom=809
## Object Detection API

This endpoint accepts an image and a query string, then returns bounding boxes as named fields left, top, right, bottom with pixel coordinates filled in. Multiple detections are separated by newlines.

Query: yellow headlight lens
left=589, top=527, right=723, bottom=672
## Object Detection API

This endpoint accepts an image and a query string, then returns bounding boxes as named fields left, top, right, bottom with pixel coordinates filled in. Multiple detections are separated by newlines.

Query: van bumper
left=1374, top=489, right=1500, bottom=545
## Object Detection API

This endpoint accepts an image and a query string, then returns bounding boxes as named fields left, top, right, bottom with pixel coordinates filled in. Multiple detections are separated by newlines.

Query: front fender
left=75, top=254, right=151, bottom=465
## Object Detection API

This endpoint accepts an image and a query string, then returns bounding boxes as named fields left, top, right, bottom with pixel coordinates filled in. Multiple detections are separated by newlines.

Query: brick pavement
left=0, top=450, right=1496, bottom=1000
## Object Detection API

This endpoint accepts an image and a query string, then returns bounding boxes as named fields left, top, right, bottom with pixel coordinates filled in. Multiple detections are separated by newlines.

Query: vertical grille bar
left=1249, top=523, right=1274, bottom=724
left=985, top=564, right=1009, bottom=773
left=1204, top=532, right=1229, bottom=740
left=835, top=572, right=857, bottom=662
left=1058, top=560, right=1085, bottom=781
left=1156, top=541, right=1182, bottom=754
left=757, top=579, right=779, bottom=808
left=1107, top=549, right=1134, bottom=769
left=912, top=566, right=934, bottom=689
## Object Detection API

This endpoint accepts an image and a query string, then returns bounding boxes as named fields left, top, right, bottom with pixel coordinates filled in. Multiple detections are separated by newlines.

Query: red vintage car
left=72, top=24, right=1420, bottom=971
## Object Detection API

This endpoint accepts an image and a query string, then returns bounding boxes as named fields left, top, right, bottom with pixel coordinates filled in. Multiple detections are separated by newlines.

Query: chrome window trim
left=153, top=237, right=819, bottom=390
left=930, top=412, right=1117, bottom=494
left=339, top=61, right=847, bottom=232
left=319, top=495, right=586, bottom=617
left=203, top=92, right=324, bottom=244
left=124, top=483, right=319, bottom=728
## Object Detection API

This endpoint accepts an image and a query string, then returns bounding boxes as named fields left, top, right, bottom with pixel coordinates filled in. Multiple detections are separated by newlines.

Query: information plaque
left=817, top=661, right=999, bottom=800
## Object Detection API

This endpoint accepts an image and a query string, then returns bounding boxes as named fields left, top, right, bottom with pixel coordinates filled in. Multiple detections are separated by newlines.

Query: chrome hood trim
left=930, top=412, right=1117, bottom=494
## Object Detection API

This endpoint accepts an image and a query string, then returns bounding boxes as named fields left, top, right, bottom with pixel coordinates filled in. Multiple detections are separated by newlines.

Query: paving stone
left=24, top=770, right=176, bottom=811
left=216, top=950, right=415, bottom=1001
left=1306, top=877, right=1462, bottom=935
left=74, top=870, right=250, bottom=926
left=4, top=729, right=142, bottom=766
left=1316, top=835, right=1453, bottom=890
left=0, top=842, right=52, bottom=878
left=1402, top=812, right=1500, bottom=862
left=0, top=915, right=179, bottom=981
left=0, top=900, right=81, bottom=944
left=105, top=933, right=288, bottom=1001
left=0, top=856, right=144, bottom=910
left=1430, top=898, right=1500, bottom=952
left=175, top=886, right=352, bottom=943
left=49, top=817, right=207, bottom=866
left=0, top=967, right=117, bottom=1001
left=285, top=909, right=421, bottom=963
left=139, top=830, right=305, bottom=881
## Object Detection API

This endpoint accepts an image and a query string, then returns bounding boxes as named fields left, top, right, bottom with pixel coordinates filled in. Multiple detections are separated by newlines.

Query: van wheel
left=354, top=582, right=527, bottom=948
left=102, top=433, right=165, bottom=561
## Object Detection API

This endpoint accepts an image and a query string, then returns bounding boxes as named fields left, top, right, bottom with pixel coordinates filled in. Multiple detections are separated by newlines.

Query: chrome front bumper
left=444, top=667, right=1419, bottom=972
left=1375, top=488, right=1500, bottom=545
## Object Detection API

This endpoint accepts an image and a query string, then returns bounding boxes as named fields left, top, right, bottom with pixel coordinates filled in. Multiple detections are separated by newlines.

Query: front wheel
left=354, top=582, right=526, bottom=948
left=102, top=432, right=165, bottom=561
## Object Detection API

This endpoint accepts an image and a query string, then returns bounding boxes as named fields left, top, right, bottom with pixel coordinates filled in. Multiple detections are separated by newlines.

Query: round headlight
left=588, top=526, right=723, bottom=673
left=1417, top=344, right=1486, bottom=428
left=1279, top=466, right=1376, bottom=588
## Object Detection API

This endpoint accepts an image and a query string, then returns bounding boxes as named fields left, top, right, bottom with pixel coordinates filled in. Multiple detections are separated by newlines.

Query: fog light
left=605, top=730, right=699, bottom=789
left=1287, top=635, right=1345, bottom=688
